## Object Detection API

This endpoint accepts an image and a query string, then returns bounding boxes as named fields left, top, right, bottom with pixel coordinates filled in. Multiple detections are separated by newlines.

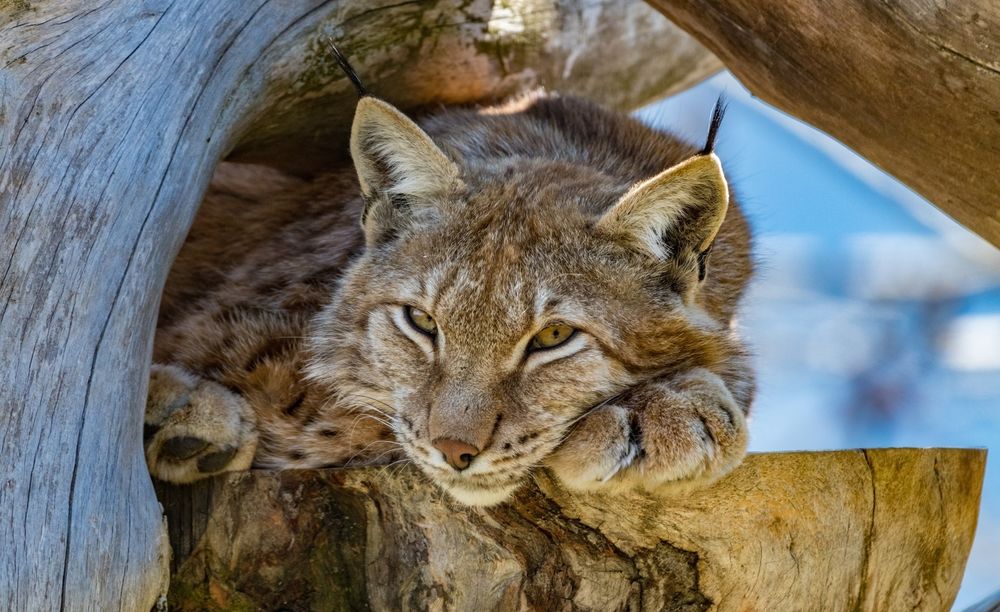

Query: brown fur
left=146, top=92, right=754, bottom=506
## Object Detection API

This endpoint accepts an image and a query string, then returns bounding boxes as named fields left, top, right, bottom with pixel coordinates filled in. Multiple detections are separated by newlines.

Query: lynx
left=146, top=60, right=754, bottom=506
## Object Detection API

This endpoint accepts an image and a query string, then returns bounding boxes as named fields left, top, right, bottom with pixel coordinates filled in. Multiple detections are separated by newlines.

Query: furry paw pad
left=546, top=370, right=749, bottom=495
left=544, top=404, right=638, bottom=491
left=145, top=364, right=258, bottom=484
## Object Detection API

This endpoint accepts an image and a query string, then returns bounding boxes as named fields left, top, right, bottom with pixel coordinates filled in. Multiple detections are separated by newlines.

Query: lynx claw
left=547, top=370, right=748, bottom=495
left=545, top=404, right=635, bottom=490
left=599, top=440, right=640, bottom=483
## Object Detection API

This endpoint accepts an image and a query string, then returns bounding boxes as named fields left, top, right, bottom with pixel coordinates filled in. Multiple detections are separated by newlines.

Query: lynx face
left=306, top=98, right=732, bottom=505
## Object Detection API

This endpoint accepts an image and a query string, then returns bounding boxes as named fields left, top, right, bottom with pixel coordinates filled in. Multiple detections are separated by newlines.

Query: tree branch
left=646, top=0, right=1000, bottom=248
left=158, top=449, right=984, bottom=610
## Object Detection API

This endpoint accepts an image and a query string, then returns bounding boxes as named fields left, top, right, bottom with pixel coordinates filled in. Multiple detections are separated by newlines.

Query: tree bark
left=231, top=1, right=723, bottom=176
left=157, top=448, right=984, bottom=611
left=645, top=0, right=1000, bottom=249
left=0, top=2, right=716, bottom=609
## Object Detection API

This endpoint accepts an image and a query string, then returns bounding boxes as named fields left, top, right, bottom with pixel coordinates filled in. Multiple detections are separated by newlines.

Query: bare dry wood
left=0, top=1, right=716, bottom=608
left=158, top=448, right=985, bottom=611
left=233, top=1, right=723, bottom=175
left=646, top=0, right=1000, bottom=248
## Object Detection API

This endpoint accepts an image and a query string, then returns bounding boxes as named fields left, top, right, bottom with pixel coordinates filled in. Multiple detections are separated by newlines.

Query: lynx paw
left=145, top=364, right=258, bottom=484
left=547, top=369, right=747, bottom=495
left=544, top=404, right=640, bottom=489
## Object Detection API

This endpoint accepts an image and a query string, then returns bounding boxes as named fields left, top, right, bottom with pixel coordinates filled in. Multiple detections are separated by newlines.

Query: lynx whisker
left=563, top=393, right=624, bottom=430
left=347, top=393, right=397, bottom=417
left=345, top=439, right=403, bottom=467
left=373, top=458, right=412, bottom=482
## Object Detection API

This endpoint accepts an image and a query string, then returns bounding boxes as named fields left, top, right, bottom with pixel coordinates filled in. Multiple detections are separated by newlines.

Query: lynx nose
left=432, top=438, right=480, bottom=471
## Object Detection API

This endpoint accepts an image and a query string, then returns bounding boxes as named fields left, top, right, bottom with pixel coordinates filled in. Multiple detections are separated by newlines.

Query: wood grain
left=232, top=0, right=723, bottom=175
left=0, top=2, right=715, bottom=608
left=646, top=0, right=1000, bottom=248
left=158, top=448, right=986, bottom=611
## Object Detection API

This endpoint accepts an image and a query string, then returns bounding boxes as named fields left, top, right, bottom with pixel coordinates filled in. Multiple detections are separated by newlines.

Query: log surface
left=0, top=2, right=714, bottom=608
left=158, top=448, right=986, bottom=611
left=646, top=0, right=1000, bottom=248
left=233, top=0, right=723, bottom=175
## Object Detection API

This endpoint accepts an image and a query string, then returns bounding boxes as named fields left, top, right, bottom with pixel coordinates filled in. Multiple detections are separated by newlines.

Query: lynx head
left=307, top=96, right=732, bottom=505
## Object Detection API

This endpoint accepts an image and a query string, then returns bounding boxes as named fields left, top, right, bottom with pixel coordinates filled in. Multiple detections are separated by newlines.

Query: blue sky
left=639, top=72, right=1000, bottom=609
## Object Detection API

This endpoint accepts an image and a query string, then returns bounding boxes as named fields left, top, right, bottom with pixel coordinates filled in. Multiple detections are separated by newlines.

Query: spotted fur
left=146, top=92, right=754, bottom=505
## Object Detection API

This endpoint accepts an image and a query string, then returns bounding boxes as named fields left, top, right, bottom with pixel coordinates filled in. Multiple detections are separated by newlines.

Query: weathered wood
left=157, top=448, right=985, bottom=610
left=233, top=1, right=723, bottom=175
left=645, top=0, right=1000, bottom=248
left=0, top=2, right=716, bottom=608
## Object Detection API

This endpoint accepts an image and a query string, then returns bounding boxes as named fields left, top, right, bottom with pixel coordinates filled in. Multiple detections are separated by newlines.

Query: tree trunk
left=0, top=2, right=716, bottom=608
left=644, top=0, right=1000, bottom=248
left=157, top=449, right=985, bottom=611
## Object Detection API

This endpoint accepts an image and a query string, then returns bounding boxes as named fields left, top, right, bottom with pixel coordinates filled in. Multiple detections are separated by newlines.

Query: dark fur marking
left=162, top=436, right=208, bottom=461
left=327, top=40, right=369, bottom=97
left=283, top=392, right=307, bottom=416
left=628, top=414, right=645, bottom=460
left=513, top=431, right=538, bottom=446
left=478, top=412, right=505, bottom=452
left=256, top=277, right=287, bottom=296
left=197, top=358, right=226, bottom=379
left=660, top=272, right=688, bottom=296
left=198, top=446, right=238, bottom=473
left=361, top=196, right=374, bottom=226
left=698, top=414, right=717, bottom=446
left=698, top=244, right=713, bottom=282
left=244, top=336, right=296, bottom=371
left=492, top=451, right=526, bottom=465
left=211, top=305, right=234, bottom=324
left=301, top=265, right=343, bottom=287
left=716, top=400, right=735, bottom=429
left=699, top=96, right=727, bottom=155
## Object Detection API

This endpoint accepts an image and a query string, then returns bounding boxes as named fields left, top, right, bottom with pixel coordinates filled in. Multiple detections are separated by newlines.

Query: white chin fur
left=443, top=483, right=517, bottom=507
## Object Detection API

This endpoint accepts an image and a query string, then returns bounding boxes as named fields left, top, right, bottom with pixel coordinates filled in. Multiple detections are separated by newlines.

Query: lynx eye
left=405, top=306, right=437, bottom=336
left=530, top=324, right=576, bottom=351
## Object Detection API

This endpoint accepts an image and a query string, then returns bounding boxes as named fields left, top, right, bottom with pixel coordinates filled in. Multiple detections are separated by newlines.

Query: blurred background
left=638, top=72, right=1000, bottom=609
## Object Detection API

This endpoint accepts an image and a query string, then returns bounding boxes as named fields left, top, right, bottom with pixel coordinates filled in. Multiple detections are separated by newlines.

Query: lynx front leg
left=144, top=364, right=258, bottom=484
left=547, top=368, right=748, bottom=495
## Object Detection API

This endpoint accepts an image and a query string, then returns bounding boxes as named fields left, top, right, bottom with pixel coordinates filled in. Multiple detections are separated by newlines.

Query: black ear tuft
left=699, top=96, right=728, bottom=155
left=326, top=38, right=369, bottom=98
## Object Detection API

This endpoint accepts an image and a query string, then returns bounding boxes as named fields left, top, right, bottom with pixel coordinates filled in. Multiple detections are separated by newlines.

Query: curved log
left=645, top=0, right=1000, bottom=248
left=158, top=448, right=985, bottom=610
left=0, top=1, right=716, bottom=608
left=233, top=1, right=723, bottom=175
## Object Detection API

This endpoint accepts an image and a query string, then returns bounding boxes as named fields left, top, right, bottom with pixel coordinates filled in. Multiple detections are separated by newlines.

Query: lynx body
left=147, top=92, right=754, bottom=506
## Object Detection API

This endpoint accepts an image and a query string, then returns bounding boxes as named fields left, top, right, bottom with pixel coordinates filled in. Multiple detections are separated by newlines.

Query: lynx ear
left=350, top=97, right=463, bottom=242
left=597, top=153, right=729, bottom=264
